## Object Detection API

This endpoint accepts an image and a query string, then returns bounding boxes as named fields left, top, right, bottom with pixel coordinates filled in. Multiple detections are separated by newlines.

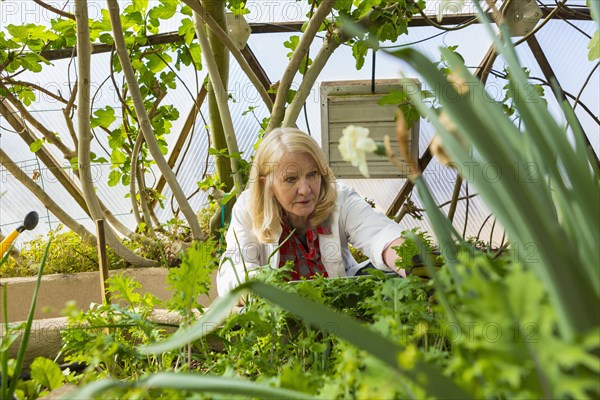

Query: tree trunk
left=265, top=0, right=337, bottom=133
left=282, top=6, right=390, bottom=128
left=192, top=3, right=242, bottom=192
left=75, top=0, right=158, bottom=267
left=201, top=0, right=233, bottom=191
left=129, top=133, right=144, bottom=228
left=106, top=0, right=204, bottom=241
left=181, top=0, right=272, bottom=111
left=282, top=30, right=343, bottom=127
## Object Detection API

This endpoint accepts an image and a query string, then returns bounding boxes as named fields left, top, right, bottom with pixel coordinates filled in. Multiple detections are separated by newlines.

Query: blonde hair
left=248, top=128, right=337, bottom=242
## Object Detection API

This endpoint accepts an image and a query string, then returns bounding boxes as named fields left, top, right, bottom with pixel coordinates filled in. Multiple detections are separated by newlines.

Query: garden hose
left=0, top=211, right=39, bottom=258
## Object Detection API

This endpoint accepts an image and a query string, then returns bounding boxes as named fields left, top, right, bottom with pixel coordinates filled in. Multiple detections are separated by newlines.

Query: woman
left=217, top=128, right=406, bottom=295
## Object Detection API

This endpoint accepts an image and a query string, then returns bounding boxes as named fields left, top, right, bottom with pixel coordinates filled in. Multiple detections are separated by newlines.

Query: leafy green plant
left=391, top=8, right=599, bottom=340
left=59, top=240, right=217, bottom=386
left=1, top=236, right=58, bottom=399
left=56, top=233, right=441, bottom=397
left=60, top=224, right=599, bottom=399
left=165, top=239, right=218, bottom=318
left=438, top=253, right=600, bottom=399
left=12, top=3, right=596, bottom=397
left=0, top=228, right=119, bottom=278
left=128, top=279, right=465, bottom=399
left=60, top=272, right=166, bottom=382
left=374, top=2, right=599, bottom=397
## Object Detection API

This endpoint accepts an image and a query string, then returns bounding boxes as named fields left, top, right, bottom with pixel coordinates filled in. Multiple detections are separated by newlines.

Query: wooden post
left=95, top=219, right=110, bottom=303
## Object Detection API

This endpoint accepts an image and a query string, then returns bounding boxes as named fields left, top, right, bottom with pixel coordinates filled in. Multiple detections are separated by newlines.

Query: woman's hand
left=383, top=237, right=407, bottom=277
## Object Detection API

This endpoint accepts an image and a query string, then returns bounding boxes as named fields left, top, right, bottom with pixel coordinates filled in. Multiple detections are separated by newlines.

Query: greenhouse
left=0, top=0, right=598, bottom=398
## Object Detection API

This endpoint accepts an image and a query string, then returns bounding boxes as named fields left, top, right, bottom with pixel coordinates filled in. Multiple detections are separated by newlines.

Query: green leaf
left=181, top=5, right=192, bottom=16
left=30, top=357, right=65, bottom=391
left=399, top=103, right=421, bottom=127
left=132, top=0, right=149, bottom=12
left=283, top=36, right=299, bottom=51
left=298, top=56, right=312, bottom=75
left=166, top=240, right=217, bottom=314
left=20, top=53, right=46, bottom=73
left=286, top=89, right=297, bottom=104
left=121, top=173, right=130, bottom=186
left=221, top=191, right=236, bottom=205
left=90, top=152, right=108, bottom=164
left=378, top=22, right=397, bottom=41
left=0, top=33, right=20, bottom=50
left=6, top=237, right=53, bottom=398
left=228, top=0, right=249, bottom=15
left=122, top=12, right=144, bottom=30
left=242, top=106, right=257, bottom=116
left=108, top=128, right=126, bottom=149
left=352, top=41, right=369, bottom=70
left=108, top=170, right=122, bottom=187
left=335, top=0, right=353, bottom=11
left=187, top=42, right=202, bottom=69
left=146, top=52, right=171, bottom=73
left=28, top=25, right=59, bottom=42
left=91, top=10, right=113, bottom=33
left=157, top=138, right=168, bottom=155
left=110, top=149, right=127, bottom=165
left=160, top=71, right=177, bottom=89
left=91, top=107, right=116, bottom=128
left=29, top=139, right=45, bottom=153
left=148, top=0, right=177, bottom=20
left=14, top=86, right=35, bottom=106
left=283, top=35, right=300, bottom=59
left=379, top=90, right=408, bottom=105
left=588, top=30, right=599, bottom=61
left=99, top=33, right=114, bottom=45
left=178, top=18, right=196, bottom=45
left=70, top=157, right=78, bottom=171
left=6, top=24, right=29, bottom=39
left=51, top=19, right=76, bottom=34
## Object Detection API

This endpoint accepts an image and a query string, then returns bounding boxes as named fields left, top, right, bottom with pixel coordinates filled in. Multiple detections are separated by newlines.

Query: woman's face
left=270, top=152, right=321, bottom=228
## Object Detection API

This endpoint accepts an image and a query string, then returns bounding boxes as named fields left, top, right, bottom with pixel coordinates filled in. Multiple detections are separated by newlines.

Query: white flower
left=338, top=125, right=377, bottom=178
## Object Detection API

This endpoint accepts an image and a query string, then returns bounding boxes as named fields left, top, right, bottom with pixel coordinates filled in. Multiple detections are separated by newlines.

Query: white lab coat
left=217, top=183, right=403, bottom=295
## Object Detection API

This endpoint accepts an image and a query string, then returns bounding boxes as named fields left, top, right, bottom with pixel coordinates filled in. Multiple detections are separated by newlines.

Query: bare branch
left=0, top=82, right=76, bottom=159
left=63, top=79, right=79, bottom=148
left=282, top=29, right=342, bottom=127
left=5, top=79, right=69, bottom=104
left=266, top=0, right=337, bottom=133
left=181, top=0, right=273, bottom=111
left=129, top=134, right=144, bottom=228
left=0, top=148, right=95, bottom=242
left=32, top=0, right=76, bottom=20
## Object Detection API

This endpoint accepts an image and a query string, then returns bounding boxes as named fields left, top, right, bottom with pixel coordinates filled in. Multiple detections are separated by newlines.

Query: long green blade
left=140, top=286, right=243, bottom=355
left=388, top=43, right=599, bottom=338
left=65, top=373, right=312, bottom=399
left=1, top=284, right=9, bottom=400
left=7, top=237, right=53, bottom=398
left=142, top=281, right=468, bottom=398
